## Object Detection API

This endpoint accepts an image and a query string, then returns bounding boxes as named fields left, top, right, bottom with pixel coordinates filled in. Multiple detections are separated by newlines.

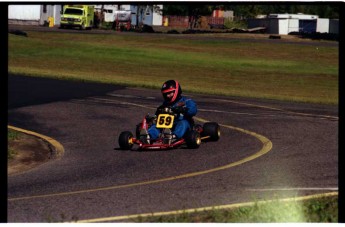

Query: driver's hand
left=172, top=106, right=187, bottom=114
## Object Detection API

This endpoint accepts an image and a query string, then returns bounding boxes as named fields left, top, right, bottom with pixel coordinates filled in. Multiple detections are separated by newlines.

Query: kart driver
left=146, top=80, right=197, bottom=144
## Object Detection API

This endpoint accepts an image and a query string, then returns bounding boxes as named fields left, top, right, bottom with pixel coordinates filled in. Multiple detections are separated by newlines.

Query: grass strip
left=8, top=129, right=19, bottom=159
left=8, top=31, right=338, bottom=104
left=132, top=194, right=338, bottom=222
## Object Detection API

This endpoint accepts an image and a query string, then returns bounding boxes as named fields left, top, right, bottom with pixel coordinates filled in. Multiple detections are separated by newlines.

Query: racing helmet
left=161, top=80, right=182, bottom=103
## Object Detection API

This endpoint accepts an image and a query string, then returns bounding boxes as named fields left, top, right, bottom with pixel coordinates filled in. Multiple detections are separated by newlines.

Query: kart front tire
left=202, top=122, right=220, bottom=141
left=185, top=130, right=201, bottom=149
left=118, top=131, right=134, bottom=150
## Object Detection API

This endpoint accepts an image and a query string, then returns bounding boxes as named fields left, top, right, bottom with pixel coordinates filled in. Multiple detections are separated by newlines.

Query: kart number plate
left=156, top=114, right=174, bottom=129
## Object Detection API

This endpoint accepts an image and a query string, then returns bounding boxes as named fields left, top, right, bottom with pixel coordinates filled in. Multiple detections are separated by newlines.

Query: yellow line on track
left=76, top=192, right=338, bottom=223
left=8, top=115, right=272, bottom=202
left=8, top=97, right=336, bottom=223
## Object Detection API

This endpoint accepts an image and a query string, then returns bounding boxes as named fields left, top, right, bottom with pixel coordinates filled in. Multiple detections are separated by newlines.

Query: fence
left=163, top=16, right=190, bottom=27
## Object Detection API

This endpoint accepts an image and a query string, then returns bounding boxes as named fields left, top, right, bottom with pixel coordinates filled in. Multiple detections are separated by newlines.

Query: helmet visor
left=162, top=91, right=175, bottom=101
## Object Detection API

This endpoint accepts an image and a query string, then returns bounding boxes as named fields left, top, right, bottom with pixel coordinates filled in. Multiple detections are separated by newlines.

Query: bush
left=224, top=19, right=248, bottom=29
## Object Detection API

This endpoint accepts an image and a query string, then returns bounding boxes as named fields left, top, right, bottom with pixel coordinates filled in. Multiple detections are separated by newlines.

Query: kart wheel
left=118, top=131, right=134, bottom=150
left=185, top=130, right=201, bottom=149
left=202, top=122, right=220, bottom=141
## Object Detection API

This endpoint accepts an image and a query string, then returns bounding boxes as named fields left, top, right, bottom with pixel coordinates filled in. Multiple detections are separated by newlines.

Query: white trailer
left=317, top=18, right=329, bottom=33
left=248, top=13, right=336, bottom=35
left=8, top=5, right=61, bottom=26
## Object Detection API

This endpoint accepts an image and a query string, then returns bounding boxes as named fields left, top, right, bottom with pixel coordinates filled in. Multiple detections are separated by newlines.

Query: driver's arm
left=184, top=99, right=197, bottom=117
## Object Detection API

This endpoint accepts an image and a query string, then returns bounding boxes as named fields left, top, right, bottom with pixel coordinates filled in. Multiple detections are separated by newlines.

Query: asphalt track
left=7, top=75, right=338, bottom=222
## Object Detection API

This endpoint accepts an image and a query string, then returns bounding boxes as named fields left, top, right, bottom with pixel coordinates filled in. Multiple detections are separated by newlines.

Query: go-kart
left=118, top=106, right=220, bottom=150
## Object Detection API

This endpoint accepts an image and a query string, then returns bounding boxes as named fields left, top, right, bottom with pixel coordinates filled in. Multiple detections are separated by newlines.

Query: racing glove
left=172, top=106, right=188, bottom=114
left=155, top=105, right=166, bottom=116
left=145, top=114, right=156, bottom=123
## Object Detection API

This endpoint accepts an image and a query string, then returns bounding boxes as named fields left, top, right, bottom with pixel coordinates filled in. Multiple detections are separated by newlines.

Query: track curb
left=8, top=125, right=64, bottom=159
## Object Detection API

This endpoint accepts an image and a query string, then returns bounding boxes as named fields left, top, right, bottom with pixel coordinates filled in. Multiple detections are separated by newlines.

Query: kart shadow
left=113, top=145, right=199, bottom=152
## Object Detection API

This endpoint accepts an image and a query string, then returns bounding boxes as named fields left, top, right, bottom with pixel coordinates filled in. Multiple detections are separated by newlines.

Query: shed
left=248, top=13, right=325, bottom=35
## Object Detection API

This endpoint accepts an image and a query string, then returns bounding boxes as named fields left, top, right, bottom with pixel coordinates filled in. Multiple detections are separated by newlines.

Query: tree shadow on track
left=8, top=74, right=125, bottom=109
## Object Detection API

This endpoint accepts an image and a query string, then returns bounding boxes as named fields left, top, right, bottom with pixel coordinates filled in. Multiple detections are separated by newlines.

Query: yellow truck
left=60, top=5, right=94, bottom=30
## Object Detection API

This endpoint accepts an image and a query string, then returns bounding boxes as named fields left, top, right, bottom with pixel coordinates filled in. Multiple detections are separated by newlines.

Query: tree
left=162, top=5, right=189, bottom=16
left=162, top=3, right=339, bottom=22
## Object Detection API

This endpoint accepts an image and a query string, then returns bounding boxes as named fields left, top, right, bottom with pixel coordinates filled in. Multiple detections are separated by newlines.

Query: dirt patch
left=8, top=133, right=52, bottom=175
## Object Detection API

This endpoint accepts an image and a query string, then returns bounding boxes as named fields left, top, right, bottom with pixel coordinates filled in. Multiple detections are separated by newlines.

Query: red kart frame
left=118, top=108, right=220, bottom=151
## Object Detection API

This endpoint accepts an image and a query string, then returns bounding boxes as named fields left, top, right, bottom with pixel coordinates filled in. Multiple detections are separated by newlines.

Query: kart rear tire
left=185, top=130, right=201, bottom=149
left=202, top=122, right=220, bottom=141
left=118, top=131, right=134, bottom=150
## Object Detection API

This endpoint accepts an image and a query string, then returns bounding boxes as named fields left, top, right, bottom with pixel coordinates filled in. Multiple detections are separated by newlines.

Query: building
left=248, top=13, right=339, bottom=35
left=130, top=5, right=163, bottom=26
left=8, top=4, right=163, bottom=27
left=8, top=5, right=62, bottom=26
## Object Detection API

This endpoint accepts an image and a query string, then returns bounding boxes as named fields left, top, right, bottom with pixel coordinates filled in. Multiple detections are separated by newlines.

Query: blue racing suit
left=148, top=96, right=197, bottom=139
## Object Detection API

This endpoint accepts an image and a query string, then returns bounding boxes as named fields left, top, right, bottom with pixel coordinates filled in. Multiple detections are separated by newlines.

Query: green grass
left=8, top=31, right=338, bottom=221
left=8, top=31, right=338, bottom=104
left=132, top=194, right=338, bottom=222
left=224, top=19, right=248, bottom=29
left=8, top=129, right=19, bottom=159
